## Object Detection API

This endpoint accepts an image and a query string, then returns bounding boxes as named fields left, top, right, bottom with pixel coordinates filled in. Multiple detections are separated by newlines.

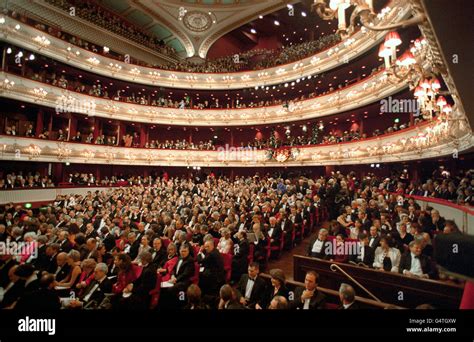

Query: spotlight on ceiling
left=301, top=11, right=307, bottom=17
left=250, top=28, right=257, bottom=34
left=274, top=20, right=280, bottom=26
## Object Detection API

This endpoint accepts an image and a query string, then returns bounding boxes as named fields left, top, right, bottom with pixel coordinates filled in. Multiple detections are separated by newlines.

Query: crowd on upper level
left=44, top=0, right=176, bottom=56
left=8, top=6, right=341, bottom=73
left=160, top=34, right=341, bottom=73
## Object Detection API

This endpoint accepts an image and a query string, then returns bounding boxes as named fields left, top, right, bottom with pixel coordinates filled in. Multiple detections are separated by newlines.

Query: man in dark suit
left=45, top=243, right=60, bottom=274
left=338, top=283, right=360, bottom=309
left=101, top=226, right=116, bottom=252
left=350, top=233, right=375, bottom=267
left=0, top=255, right=17, bottom=288
left=279, top=212, right=294, bottom=249
left=219, top=284, right=244, bottom=309
left=368, top=226, right=381, bottom=249
left=13, top=264, right=40, bottom=306
left=32, top=236, right=49, bottom=271
left=197, top=240, right=225, bottom=296
left=123, top=251, right=157, bottom=310
left=15, top=273, right=61, bottom=311
left=399, top=240, right=437, bottom=279
left=53, top=252, right=71, bottom=282
left=0, top=265, right=25, bottom=309
left=267, top=217, right=283, bottom=247
left=290, top=271, right=326, bottom=310
left=57, top=231, right=73, bottom=253
left=171, top=245, right=195, bottom=292
left=235, top=262, right=267, bottom=309
left=150, top=238, right=167, bottom=267
left=73, top=262, right=113, bottom=308
left=231, top=231, right=250, bottom=283
left=307, top=229, right=331, bottom=259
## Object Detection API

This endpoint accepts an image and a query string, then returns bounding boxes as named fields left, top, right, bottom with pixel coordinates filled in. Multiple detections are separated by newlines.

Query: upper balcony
left=0, top=2, right=412, bottom=90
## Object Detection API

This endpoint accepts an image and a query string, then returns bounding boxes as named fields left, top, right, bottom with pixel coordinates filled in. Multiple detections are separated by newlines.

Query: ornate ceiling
left=98, top=0, right=292, bottom=58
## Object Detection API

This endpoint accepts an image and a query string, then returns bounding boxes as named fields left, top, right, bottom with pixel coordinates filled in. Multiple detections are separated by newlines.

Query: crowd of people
left=3, top=114, right=413, bottom=153
left=161, top=34, right=341, bottom=73
left=0, top=168, right=469, bottom=310
left=45, top=0, right=176, bottom=57
left=20, top=60, right=378, bottom=111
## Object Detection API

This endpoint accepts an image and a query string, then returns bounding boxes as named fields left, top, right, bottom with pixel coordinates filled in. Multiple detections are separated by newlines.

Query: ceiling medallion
left=183, top=11, right=212, bottom=32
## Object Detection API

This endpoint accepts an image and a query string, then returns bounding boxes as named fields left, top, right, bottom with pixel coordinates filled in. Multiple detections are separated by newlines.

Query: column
left=35, top=109, right=44, bottom=137
left=139, top=124, right=147, bottom=147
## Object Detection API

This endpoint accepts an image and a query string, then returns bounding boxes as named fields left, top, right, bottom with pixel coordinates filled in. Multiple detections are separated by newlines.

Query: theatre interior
left=0, top=0, right=473, bottom=315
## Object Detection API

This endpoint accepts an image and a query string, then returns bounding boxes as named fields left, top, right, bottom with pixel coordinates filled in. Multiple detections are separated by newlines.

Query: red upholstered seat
left=149, top=273, right=162, bottom=309
left=191, top=262, right=200, bottom=285
left=222, top=253, right=233, bottom=283
left=326, top=302, right=340, bottom=309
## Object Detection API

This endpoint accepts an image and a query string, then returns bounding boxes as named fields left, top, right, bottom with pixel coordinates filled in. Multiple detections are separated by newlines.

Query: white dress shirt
left=311, top=239, right=323, bottom=253
left=244, top=277, right=256, bottom=299
left=408, top=253, right=423, bottom=276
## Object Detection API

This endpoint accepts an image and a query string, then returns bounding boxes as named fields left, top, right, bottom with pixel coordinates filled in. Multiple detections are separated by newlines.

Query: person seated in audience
left=258, top=268, right=288, bottom=309
left=15, top=273, right=61, bottom=311
left=150, top=238, right=167, bottom=267
left=290, top=271, right=326, bottom=310
left=70, top=263, right=113, bottom=309
left=269, top=295, right=288, bottom=310
left=0, top=265, right=24, bottom=309
left=57, top=129, right=66, bottom=141
left=373, top=237, right=401, bottom=273
left=349, top=233, right=374, bottom=267
left=235, top=262, right=267, bottom=309
left=218, top=284, right=244, bottom=309
left=168, top=243, right=195, bottom=293
left=25, top=124, right=34, bottom=137
left=55, top=249, right=82, bottom=291
left=307, top=228, right=331, bottom=259
left=217, top=228, right=233, bottom=254
left=184, top=284, right=208, bottom=309
left=368, top=226, right=381, bottom=249
left=71, top=131, right=82, bottom=142
left=53, top=252, right=71, bottom=282
left=231, top=230, right=249, bottom=282
left=75, top=258, right=97, bottom=297
left=338, top=283, right=359, bottom=309
left=85, top=133, right=94, bottom=143
left=121, top=251, right=156, bottom=310
left=394, top=223, right=414, bottom=253
left=337, top=206, right=355, bottom=229
left=133, top=236, right=152, bottom=264
left=399, top=240, right=437, bottom=279
left=157, top=243, right=178, bottom=281
left=112, top=253, right=140, bottom=295
left=250, top=223, right=267, bottom=267
left=330, top=234, right=349, bottom=263
left=197, top=239, right=225, bottom=298
left=38, top=130, right=49, bottom=139
left=11, top=264, right=39, bottom=308
left=267, top=216, right=283, bottom=249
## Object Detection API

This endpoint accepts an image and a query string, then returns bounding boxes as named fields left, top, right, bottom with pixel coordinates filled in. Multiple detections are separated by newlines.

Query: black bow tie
left=248, top=278, right=255, bottom=282
left=414, top=255, right=420, bottom=259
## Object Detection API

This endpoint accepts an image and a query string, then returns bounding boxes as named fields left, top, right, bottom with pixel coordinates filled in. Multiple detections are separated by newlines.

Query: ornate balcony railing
left=0, top=70, right=409, bottom=126
left=1, top=116, right=471, bottom=167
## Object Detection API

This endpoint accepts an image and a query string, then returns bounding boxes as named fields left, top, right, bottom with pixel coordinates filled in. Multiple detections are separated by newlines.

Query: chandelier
left=414, top=78, right=452, bottom=120
left=312, top=0, right=426, bottom=38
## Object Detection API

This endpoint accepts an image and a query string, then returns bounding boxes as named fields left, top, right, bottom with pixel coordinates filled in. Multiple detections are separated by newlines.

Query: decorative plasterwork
left=0, top=118, right=472, bottom=167
left=0, top=70, right=408, bottom=126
